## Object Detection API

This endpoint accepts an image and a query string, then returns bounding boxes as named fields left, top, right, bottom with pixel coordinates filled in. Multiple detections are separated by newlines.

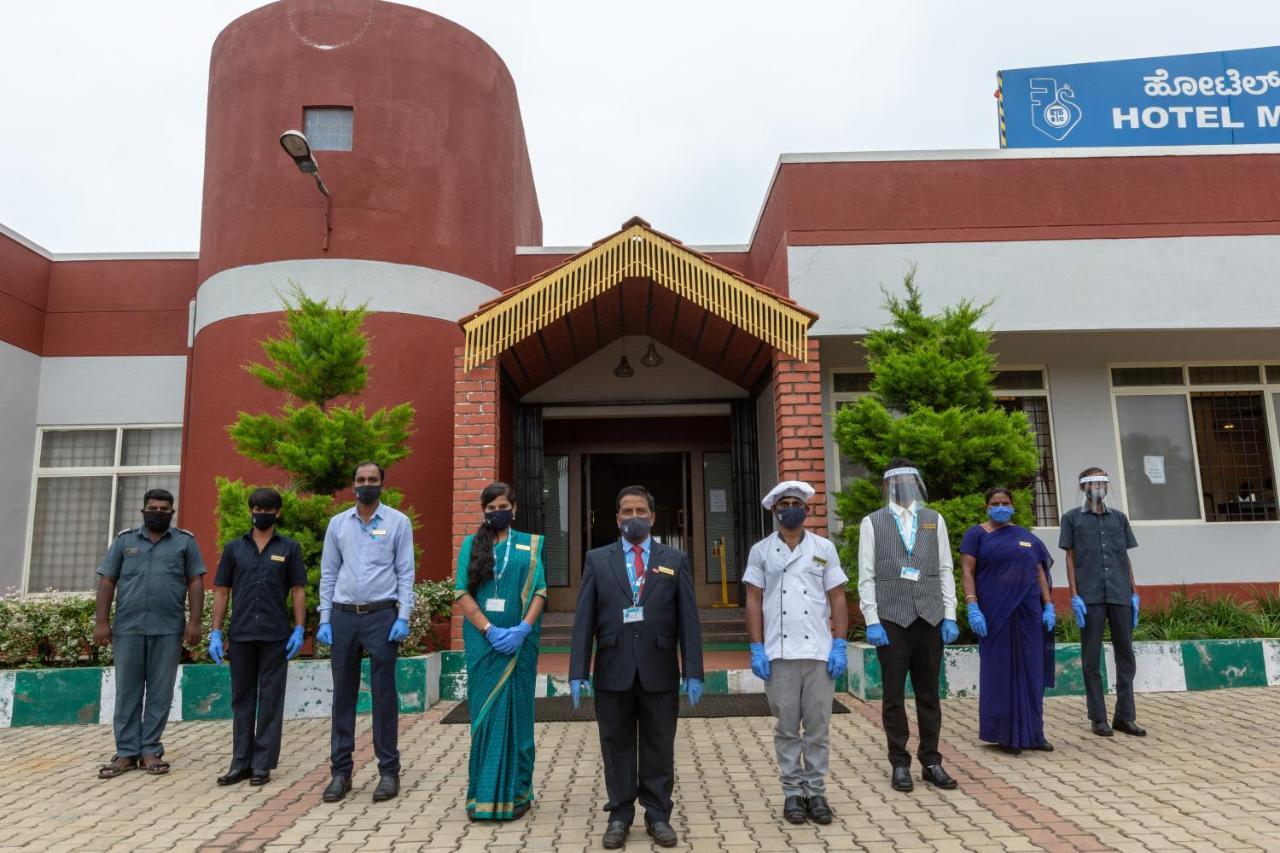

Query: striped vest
left=869, top=506, right=945, bottom=628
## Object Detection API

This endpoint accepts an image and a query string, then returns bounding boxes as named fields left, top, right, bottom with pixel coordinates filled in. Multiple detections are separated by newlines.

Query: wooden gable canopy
left=460, top=219, right=817, bottom=388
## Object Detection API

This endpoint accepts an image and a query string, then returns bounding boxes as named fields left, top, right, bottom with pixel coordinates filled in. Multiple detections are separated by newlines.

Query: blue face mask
left=988, top=505, right=1014, bottom=523
left=776, top=505, right=808, bottom=530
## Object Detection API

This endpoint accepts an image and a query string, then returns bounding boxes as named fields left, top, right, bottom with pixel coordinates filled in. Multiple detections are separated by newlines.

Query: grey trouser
left=763, top=658, right=834, bottom=797
left=112, top=633, right=183, bottom=758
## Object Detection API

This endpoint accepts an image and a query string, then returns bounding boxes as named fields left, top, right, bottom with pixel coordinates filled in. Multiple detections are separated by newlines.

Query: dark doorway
left=586, top=452, right=690, bottom=554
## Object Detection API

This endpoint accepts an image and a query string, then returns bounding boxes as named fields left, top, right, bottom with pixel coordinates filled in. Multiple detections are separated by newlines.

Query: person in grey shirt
left=94, top=488, right=205, bottom=779
left=316, top=461, right=415, bottom=803
left=1060, top=466, right=1145, bottom=738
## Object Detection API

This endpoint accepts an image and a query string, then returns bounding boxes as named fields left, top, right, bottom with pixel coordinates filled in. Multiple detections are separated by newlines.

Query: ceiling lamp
left=640, top=340, right=664, bottom=368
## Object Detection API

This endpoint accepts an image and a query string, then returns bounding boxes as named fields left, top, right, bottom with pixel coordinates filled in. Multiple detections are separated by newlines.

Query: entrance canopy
left=460, top=218, right=817, bottom=394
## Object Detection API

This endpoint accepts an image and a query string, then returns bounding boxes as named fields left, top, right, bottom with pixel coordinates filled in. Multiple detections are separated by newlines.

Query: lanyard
left=624, top=545, right=646, bottom=606
left=493, top=535, right=513, bottom=582
left=892, top=509, right=918, bottom=558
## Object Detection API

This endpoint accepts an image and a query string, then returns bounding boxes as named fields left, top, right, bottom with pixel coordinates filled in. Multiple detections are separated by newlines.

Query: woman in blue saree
left=453, top=482, right=547, bottom=820
left=960, top=487, right=1057, bottom=754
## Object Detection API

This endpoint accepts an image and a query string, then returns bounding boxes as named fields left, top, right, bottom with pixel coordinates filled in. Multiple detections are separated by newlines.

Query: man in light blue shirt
left=316, top=461, right=415, bottom=803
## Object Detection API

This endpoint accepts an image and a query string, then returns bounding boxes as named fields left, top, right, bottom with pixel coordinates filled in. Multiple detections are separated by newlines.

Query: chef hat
left=761, top=480, right=816, bottom=510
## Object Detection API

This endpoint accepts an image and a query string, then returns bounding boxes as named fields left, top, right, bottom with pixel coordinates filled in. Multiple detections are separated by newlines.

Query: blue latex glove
left=1042, top=602, right=1056, bottom=632
left=285, top=626, right=305, bottom=660
left=684, top=677, right=703, bottom=706
left=1131, top=593, right=1140, bottom=629
left=569, top=678, right=586, bottom=709
left=493, top=622, right=532, bottom=655
left=966, top=603, right=987, bottom=638
left=316, top=622, right=333, bottom=646
left=865, top=623, right=890, bottom=647
left=827, top=637, right=848, bottom=679
left=941, top=619, right=960, bottom=644
left=208, top=629, right=225, bottom=665
left=1071, top=595, right=1088, bottom=629
left=749, top=642, right=771, bottom=681
left=487, top=625, right=512, bottom=654
left=387, top=618, right=410, bottom=643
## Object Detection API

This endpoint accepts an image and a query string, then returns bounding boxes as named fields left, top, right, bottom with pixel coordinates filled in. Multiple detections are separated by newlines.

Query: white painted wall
left=522, top=336, right=747, bottom=403
left=790, top=236, right=1280, bottom=336
left=0, top=341, right=40, bottom=591
left=756, top=380, right=778, bottom=497
left=37, top=356, right=187, bottom=425
left=819, top=330, right=1280, bottom=585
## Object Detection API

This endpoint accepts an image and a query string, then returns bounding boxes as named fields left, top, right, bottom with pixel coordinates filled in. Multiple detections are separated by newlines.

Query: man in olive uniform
left=94, top=488, right=205, bottom=778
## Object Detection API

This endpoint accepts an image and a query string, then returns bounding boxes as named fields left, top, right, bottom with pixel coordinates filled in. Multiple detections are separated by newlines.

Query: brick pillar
left=451, top=346, right=499, bottom=650
left=772, top=338, right=828, bottom=535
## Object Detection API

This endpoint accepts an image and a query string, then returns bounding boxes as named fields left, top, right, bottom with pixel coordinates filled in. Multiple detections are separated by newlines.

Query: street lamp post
left=278, top=130, right=332, bottom=251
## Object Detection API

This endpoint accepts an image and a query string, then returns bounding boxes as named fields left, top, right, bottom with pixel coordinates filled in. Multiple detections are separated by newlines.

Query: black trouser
left=875, top=617, right=944, bottom=768
left=1081, top=602, right=1137, bottom=724
left=229, top=638, right=289, bottom=772
left=594, top=675, right=679, bottom=825
left=329, top=607, right=400, bottom=776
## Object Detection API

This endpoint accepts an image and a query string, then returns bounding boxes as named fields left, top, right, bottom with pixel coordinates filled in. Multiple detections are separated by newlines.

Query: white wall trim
left=52, top=251, right=199, bottom=261
left=194, top=259, right=502, bottom=336
left=0, top=222, right=53, bottom=259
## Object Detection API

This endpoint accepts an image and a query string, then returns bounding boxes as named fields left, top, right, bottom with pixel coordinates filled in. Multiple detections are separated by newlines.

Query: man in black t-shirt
left=209, top=488, right=309, bottom=786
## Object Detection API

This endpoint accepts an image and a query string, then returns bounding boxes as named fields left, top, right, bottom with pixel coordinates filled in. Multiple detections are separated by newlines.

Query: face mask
left=776, top=505, right=807, bottom=530
left=251, top=512, right=277, bottom=531
left=485, top=509, right=514, bottom=531
left=620, top=516, right=651, bottom=543
left=355, top=485, right=382, bottom=505
left=143, top=510, right=172, bottom=533
left=987, top=505, right=1014, bottom=523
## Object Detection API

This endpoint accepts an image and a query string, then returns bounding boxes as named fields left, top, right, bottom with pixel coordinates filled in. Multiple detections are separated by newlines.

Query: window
left=303, top=107, right=353, bottom=151
left=994, top=368, right=1060, bottom=526
left=27, top=427, right=181, bottom=591
left=1112, top=366, right=1184, bottom=387
left=541, top=454, right=569, bottom=587
left=830, top=372, right=872, bottom=495
left=1112, top=364, right=1278, bottom=523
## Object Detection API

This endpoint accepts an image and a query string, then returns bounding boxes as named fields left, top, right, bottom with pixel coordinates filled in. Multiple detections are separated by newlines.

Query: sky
left=2, top=1, right=1279, bottom=252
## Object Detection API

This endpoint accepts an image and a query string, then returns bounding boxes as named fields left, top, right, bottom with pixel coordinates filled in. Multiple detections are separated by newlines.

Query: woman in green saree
left=453, top=482, right=547, bottom=821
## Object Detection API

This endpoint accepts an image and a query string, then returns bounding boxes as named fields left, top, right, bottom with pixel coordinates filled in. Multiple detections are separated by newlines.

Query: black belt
left=333, top=599, right=397, bottom=614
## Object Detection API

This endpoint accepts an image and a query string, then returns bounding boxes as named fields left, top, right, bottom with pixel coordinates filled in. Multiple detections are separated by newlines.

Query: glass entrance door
left=585, top=452, right=690, bottom=553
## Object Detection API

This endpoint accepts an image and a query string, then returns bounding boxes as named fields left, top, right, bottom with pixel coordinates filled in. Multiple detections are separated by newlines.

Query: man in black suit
left=569, top=485, right=704, bottom=850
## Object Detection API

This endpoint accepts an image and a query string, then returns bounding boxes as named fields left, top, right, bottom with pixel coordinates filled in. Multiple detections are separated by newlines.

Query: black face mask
left=251, top=512, right=277, bottom=531
left=485, top=509, right=514, bottom=531
left=355, top=485, right=382, bottom=505
left=620, top=516, right=651, bottom=543
left=143, top=510, right=173, bottom=533
left=776, top=505, right=808, bottom=530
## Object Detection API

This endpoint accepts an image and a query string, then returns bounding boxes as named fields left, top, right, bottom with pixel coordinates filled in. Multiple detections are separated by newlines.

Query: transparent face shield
left=1080, top=474, right=1111, bottom=511
left=882, top=466, right=928, bottom=508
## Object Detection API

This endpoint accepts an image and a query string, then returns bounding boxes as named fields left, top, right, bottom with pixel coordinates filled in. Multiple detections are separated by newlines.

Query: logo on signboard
left=1029, top=77, right=1083, bottom=140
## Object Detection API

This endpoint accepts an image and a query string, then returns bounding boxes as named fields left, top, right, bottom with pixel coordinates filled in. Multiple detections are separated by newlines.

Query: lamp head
left=279, top=130, right=318, bottom=173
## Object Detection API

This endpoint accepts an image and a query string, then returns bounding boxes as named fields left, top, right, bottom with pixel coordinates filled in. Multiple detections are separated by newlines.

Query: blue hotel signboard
left=999, top=46, right=1280, bottom=148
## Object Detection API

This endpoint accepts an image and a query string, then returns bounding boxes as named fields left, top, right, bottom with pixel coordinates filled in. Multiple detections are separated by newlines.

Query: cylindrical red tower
left=181, top=0, right=541, bottom=578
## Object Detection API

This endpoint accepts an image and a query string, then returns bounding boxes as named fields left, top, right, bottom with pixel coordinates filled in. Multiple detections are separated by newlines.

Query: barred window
left=995, top=370, right=1060, bottom=526
left=303, top=107, right=353, bottom=151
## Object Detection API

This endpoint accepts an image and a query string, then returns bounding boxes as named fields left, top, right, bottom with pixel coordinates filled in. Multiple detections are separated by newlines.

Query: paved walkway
left=0, top=689, right=1275, bottom=852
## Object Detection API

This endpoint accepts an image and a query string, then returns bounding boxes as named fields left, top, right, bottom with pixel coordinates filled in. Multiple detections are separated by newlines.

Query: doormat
left=441, top=694, right=851, bottom=724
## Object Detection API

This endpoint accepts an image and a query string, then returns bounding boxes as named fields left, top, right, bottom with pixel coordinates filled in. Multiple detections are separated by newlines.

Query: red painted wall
left=43, top=259, right=197, bottom=356
left=0, top=233, right=50, bottom=354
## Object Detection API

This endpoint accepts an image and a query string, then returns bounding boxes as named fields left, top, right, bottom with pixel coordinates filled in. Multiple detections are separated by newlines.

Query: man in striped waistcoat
left=857, top=459, right=960, bottom=793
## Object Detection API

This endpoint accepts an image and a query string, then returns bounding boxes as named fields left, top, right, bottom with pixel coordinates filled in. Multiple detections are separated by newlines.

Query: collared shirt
left=214, top=530, right=308, bottom=642
left=318, top=502, right=415, bottom=624
left=744, top=531, right=848, bottom=662
left=1058, top=506, right=1138, bottom=605
left=620, top=536, right=653, bottom=601
left=857, top=501, right=957, bottom=625
left=97, top=526, right=206, bottom=636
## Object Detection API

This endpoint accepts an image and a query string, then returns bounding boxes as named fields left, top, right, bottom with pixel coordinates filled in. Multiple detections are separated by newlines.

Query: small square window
left=994, top=369, right=1045, bottom=391
left=832, top=372, right=872, bottom=393
left=304, top=107, right=353, bottom=152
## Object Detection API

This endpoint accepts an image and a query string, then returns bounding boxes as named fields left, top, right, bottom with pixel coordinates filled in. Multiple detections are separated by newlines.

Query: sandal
left=98, top=755, right=138, bottom=779
left=141, top=755, right=171, bottom=775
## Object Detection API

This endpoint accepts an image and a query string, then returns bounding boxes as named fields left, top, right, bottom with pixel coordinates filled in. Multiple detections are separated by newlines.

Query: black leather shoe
left=999, top=745, right=1022, bottom=755
left=921, top=764, right=958, bottom=789
left=322, top=774, right=351, bottom=802
left=645, top=818, right=678, bottom=848
left=891, top=766, right=914, bottom=792
left=806, top=795, right=833, bottom=825
left=250, top=770, right=270, bottom=786
left=216, top=767, right=251, bottom=786
left=1032, top=741, right=1055, bottom=751
left=602, top=820, right=629, bottom=849
left=783, top=795, right=808, bottom=823
left=372, top=773, right=400, bottom=801
left=1091, top=721, right=1114, bottom=737
left=1113, top=719, right=1147, bottom=736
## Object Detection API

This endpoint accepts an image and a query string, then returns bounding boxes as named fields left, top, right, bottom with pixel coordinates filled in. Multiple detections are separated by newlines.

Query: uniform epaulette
left=174, top=527, right=196, bottom=538
left=116, top=527, right=138, bottom=537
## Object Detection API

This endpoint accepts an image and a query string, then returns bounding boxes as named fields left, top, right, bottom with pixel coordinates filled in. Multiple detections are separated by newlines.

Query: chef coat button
left=804, top=611, right=808, bottom=615
left=805, top=635, right=809, bottom=639
left=783, top=611, right=787, bottom=615
left=783, top=634, right=788, bottom=639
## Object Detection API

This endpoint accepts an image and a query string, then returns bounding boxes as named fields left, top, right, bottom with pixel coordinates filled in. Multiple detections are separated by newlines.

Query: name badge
left=124, top=547, right=139, bottom=556
left=485, top=598, right=506, bottom=612
left=623, top=606, right=645, bottom=624
left=657, top=566, right=674, bottom=576
left=270, top=554, right=287, bottom=562
left=1019, top=541, right=1033, bottom=548
left=921, top=523, right=937, bottom=530
left=813, top=555, right=828, bottom=566
left=900, top=566, right=921, bottom=582
left=515, top=543, right=531, bottom=551
left=370, top=529, right=388, bottom=537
